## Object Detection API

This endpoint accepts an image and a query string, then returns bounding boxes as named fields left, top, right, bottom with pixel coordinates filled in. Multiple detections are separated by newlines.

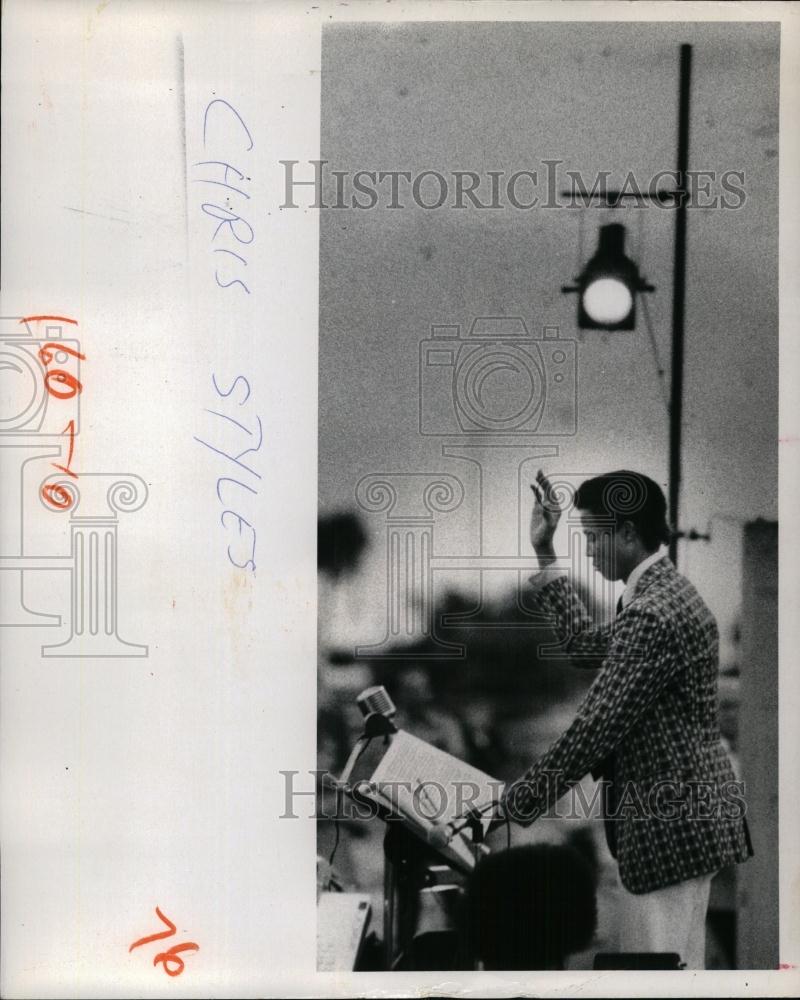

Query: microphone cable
left=327, top=732, right=377, bottom=867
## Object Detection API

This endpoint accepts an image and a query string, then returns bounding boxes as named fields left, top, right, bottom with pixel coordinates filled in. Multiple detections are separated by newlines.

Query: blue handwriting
left=193, top=99, right=254, bottom=294
left=194, top=373, right=261, bottom=572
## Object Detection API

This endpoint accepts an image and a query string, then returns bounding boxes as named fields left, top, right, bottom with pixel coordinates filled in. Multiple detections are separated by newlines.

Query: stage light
left=562, top=222, right=654, bottom=331
left=582, top=277, right=634, bottom=326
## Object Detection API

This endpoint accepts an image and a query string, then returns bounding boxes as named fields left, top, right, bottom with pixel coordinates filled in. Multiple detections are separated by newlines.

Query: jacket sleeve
left=532, top=574, right=615, bottom=670
left=503, top=606, right=683, bottom=825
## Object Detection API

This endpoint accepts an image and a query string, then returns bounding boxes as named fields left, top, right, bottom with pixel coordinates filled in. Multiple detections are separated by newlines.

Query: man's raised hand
left=529, top=469, right=563, bottom=557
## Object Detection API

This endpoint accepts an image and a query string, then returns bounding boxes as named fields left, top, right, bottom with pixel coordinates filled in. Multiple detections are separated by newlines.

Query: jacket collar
left=622, top=552, right=672, bottom=607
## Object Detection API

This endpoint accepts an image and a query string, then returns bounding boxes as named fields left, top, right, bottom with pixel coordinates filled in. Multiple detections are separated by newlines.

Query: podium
left=337, top=720, right=498, bottom=971
left=382, top=824, right=469, bottom=970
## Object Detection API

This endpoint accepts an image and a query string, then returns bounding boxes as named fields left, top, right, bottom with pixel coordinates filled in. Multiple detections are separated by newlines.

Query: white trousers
left=617, top=871, right=715, bottom=970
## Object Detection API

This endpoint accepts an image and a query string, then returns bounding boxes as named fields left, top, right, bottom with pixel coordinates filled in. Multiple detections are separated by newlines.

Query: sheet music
left=371, top=730, right=502, bottom=825
left=369, top=730, right=503, bottom=867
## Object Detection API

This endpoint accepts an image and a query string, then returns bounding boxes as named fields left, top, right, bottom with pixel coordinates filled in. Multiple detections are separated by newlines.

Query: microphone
left=356, top=685, right=396, bottom=720
left=355, top=685, right=398, bottom=738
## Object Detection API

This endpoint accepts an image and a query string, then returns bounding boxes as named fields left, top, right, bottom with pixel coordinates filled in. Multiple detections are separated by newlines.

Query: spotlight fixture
left=557, top=43, right=692, bottom=563
left=562, top=222, right=654, bottom=331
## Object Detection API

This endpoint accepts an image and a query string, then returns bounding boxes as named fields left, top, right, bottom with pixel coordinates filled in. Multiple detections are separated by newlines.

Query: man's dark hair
left=573, top=470, right=671, bottom=551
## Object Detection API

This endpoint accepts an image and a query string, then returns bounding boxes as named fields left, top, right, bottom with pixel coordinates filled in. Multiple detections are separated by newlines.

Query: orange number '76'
left=129, top=907, right=199, bottom=978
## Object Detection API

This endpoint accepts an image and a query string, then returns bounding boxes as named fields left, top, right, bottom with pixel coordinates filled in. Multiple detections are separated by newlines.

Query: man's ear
left=621, top=519, right=637, bottom=544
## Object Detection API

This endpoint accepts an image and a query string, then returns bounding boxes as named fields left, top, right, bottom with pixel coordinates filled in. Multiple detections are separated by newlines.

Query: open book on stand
left=344, top=729, right=504, bottom=872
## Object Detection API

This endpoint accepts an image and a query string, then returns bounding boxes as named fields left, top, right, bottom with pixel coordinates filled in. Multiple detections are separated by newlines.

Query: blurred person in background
left=466, top=842, right=597, bottom=970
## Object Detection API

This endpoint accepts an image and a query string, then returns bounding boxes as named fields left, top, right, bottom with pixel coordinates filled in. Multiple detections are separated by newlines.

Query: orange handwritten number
left=20, top=314, right=78, bottom=325
left=130, top=908, right=199, bottom=978
left=44, top=369, right=82, bottom=399
left=129, top=906, right=177, bottom=952
left=37, top=342, right=84, bottom=399
left=38, top=342, right=86, bottom=365
left=154, top=943, right=200, bottom=977
left=52, top=421, right=78, bottom=478
left=34, top=323, right=85, bottom=510
left=41, top=482, right=73, bottom=510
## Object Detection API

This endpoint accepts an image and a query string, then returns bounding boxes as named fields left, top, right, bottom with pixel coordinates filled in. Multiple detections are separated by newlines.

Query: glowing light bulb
left=582, top=277, right=634, bottom=326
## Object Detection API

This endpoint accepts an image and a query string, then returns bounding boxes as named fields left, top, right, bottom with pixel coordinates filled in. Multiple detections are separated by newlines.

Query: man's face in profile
left=579, top=511, right=622, bottom=582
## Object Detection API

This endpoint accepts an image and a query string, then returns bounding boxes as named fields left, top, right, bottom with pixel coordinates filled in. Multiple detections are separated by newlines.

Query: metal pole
left=668, top=44, right=692, bottom=565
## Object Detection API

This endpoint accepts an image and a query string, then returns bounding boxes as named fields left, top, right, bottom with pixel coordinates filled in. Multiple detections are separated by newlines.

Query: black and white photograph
left=316, top=17, right=780, bottom=974
left=1, top=2, right=798, bottom=997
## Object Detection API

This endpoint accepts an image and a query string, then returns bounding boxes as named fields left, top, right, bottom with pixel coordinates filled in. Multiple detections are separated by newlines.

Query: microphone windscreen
left=357, top=685, right=396, bottom=719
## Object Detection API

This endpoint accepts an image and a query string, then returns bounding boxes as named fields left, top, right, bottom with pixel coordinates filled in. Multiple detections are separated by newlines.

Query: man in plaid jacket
left=502, top=470, right=752, bottom=968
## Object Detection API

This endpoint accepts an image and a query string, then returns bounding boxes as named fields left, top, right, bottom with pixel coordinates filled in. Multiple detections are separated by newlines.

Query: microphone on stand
left=337, top=686, right=399, bottom=790
left=356, top=685, right=398, bottom=738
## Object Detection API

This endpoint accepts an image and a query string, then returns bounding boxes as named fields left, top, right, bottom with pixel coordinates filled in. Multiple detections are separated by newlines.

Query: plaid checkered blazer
left=503, top=557, right=753, bottom=894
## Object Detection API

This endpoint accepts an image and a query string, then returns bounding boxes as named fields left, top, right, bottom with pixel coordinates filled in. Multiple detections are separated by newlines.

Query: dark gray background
left=318, top=18, right=778, bottom=677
